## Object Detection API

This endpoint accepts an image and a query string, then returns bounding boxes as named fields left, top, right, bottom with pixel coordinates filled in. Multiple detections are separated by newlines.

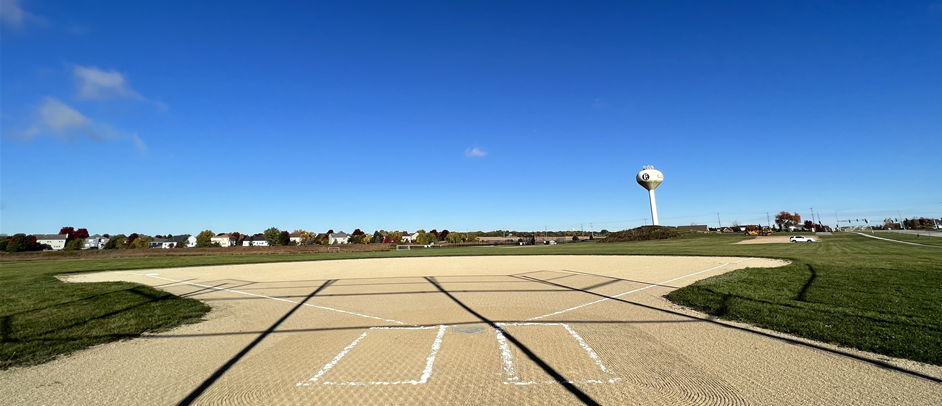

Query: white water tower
left=636, top=166, right=664, bottom=226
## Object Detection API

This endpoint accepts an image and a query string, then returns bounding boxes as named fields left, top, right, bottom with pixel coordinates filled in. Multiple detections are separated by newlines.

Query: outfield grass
left=2, top=233, right=940, bottom=369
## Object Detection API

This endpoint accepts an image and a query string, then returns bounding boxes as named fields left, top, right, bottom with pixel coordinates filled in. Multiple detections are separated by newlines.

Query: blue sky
left=2, top=0, right=940, bottom=235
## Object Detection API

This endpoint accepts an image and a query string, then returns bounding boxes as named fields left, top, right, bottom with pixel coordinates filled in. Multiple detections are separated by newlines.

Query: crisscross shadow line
left=517, top=274, right=942, bottom=384
left=424, top=276, right=601, bottom=406
left=176, top=279, right=336, bottom=406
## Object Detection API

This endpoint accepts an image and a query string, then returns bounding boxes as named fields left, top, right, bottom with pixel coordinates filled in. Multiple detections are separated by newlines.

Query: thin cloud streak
left=21, top=97, right=148, bottom=153
left=465, top=147, right=487, bottom=158
left=74, top=66, right=143, bottom=100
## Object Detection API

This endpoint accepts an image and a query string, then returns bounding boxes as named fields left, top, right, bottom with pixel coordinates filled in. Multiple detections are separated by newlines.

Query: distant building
left=149, top=238, right=176, bottom=249
left=211, top=234, right=237, bottom=247
left=289, top=232, right=302, bottom=246
left=329, top=232, right=350, bottom=245
left=168, top=234, right=196, bottom=248
left=84, top=234, right=111, bottom=249
left=243, top=236, right=269, bottom=246
left=34, top=234, right=68, bottom=250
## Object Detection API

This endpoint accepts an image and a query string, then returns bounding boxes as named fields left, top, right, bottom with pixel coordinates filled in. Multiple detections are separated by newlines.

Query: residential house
left=329, top=232, right=350, bottom=245
left=243, top=236, right=269, bottom=246
left=84, top=234, right=111, bottom=249
left=34, top=234, right=68, bottom=250
left=400, top=232, right=413, bottom=243
left=211, top=234, right=237, bottom=247
left=169, top=234, right=196, bottom=248
left=289, top=231, right=302, bottom=245
left=149, top=238, right=176, bottom=249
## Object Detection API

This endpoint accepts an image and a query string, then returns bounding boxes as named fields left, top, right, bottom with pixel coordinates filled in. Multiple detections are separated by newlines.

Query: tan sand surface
left=2, top=255, right=940, bottom=406
left=735, top=236, right=822, bottom=244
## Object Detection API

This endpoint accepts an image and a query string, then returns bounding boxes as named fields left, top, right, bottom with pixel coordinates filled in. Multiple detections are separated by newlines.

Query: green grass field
left=1, top=232, right=940, bottom=369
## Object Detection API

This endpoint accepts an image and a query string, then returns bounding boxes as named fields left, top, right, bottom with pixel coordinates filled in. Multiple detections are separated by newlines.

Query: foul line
left=118, top=272, right=408, bottom=325
left=527, top=258, right=753, bottom=321
left=856, top=232, right=942, bottom=248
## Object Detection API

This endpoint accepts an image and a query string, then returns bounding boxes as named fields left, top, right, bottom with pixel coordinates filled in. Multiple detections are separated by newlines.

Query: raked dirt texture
left=2, top=255, right=940, bottom=406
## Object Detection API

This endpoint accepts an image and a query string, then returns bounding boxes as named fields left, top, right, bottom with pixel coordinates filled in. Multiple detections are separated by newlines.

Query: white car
left=790, top=235, right=816, bottom=243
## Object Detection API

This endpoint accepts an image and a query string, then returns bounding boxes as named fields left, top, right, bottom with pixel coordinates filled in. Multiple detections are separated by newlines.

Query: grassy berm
left=600, top=225, right=692, bottom=242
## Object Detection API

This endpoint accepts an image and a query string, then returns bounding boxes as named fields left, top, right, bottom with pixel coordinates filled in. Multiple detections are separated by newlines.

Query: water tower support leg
left=649, top=189, right=659, bottom=226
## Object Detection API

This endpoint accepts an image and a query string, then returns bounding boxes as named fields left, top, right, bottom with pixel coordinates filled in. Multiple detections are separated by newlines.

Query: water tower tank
left=636, top=166, right=664, bottom=191
left=636, top=166, right=664, bottom=225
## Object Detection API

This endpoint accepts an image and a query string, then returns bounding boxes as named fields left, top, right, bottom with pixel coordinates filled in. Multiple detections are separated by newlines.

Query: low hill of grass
left=599, top=225, right=693, bottom=242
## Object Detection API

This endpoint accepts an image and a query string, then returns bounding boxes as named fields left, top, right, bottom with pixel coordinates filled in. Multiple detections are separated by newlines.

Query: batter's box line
left=495, top=322, right=620, bottom=386
left=298, top=325, right=447, bottom=387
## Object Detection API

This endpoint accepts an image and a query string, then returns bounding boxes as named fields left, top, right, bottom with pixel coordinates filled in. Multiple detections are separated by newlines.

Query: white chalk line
left=299, top=325, right=448, bottom=386
left=526, top=258, right=754, bottom=321
left=118, top=272, right=408, bottom=325
left=496, top=322, right=619, bottom=385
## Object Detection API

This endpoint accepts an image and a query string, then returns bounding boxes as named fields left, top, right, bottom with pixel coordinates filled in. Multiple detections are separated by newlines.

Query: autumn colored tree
left=59, top=227, right=75, bottom=240
left=774, top=212, right=801, bottom=230
left=5, top=234, right=37, bottom=252
left=126, top=233, right=139, bottom=245
left=74, top=228, right=89, bottom=239
left=439, top=229, right=450, bottom=241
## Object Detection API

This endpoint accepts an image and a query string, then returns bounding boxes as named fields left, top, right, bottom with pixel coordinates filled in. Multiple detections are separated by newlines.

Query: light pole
left=897, top=210, right=905, bottom=230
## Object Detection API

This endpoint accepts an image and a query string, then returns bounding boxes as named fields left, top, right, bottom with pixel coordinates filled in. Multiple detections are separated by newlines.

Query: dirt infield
left=2, top=255, right=940, bottom=405
left=734, top=236, right=820, bottom=244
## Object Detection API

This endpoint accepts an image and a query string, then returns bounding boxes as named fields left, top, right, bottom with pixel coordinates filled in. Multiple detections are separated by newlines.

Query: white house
left=289, top=231, right=302, bottom=245
left=400, top=232, right=413, bottom=243
left=328, top=232, right=350, bottom=245
left=211, top=234, right=237, bottom=247
left=84, top=234, right=110, bottom=249
left=243, top=236, right=269, bottom=246
left=34, top=234, right=68, bottom=250
left=149, top=238, right=176, bottom=249
left=168, top=235, right=196, bottom=248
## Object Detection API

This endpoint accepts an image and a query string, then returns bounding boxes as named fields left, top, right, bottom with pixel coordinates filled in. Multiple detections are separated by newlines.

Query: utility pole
left=717, top=213, right=722, bottom=228
left=766, top=212, right=771, bottom=228
left=897, top=210, right=905, bottom=230
left=810, top=207, right=816, bottom=232
left=590, top=222, right=593, bottom=238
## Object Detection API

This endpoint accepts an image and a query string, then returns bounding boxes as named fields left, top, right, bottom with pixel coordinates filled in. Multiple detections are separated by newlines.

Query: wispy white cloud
left=74, top=66, right=143, bottom=100
left=465, top=147, right=487, bottom=158
left=0, top=0, right=45, bottom=29
left=21, top=97, right=148, bottom=152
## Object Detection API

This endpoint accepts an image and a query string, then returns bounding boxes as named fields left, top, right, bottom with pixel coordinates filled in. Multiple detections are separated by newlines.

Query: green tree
left=264, top=227, right=282, bottom=246
left=278, top=230, right=291, bottom=246
left=5, top=234, right=36, bottom=252
left=195, top=230, right=215, bottom=248
left=416, top=232, right=437, bottom=245
left=104, top=234, right=127, bottom=249
left=0, top=238, right=8, bottom=251
left=65, top=238, right=86, bottom=251
left=128, top=235, right=153, bottom=249
left=371, top=231, right=383, bottom=243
